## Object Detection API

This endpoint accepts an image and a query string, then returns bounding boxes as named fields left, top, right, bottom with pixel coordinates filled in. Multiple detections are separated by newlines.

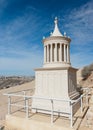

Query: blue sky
left=0, top=0, right=93, bottom=76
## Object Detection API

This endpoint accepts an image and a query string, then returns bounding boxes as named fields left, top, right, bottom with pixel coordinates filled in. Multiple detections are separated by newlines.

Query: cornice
left=42, top=36, right=71, bottom=43
left=34, top=67, right=77, bottom=71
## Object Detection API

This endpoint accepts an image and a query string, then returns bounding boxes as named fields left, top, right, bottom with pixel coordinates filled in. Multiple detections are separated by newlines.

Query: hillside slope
left=77, top=63, right=93, bottom=88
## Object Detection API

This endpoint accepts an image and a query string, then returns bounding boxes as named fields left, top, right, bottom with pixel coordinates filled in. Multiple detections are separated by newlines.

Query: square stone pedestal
left=32, top=67, right=80, bottom=116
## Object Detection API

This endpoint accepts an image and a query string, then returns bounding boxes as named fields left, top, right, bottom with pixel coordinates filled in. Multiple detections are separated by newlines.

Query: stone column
left=64, top=44, right=66, bottom=62
left=55, top=44, right=57, bottom=62
left=46, top=45, right=47, bottom=62
left=47, top=44, right=49, bottom=62
left=49, top=44, right=50, bottom=62
left=51, top=44, right=53, bottom=62
left=44, top=46, right=46, bottom=63
left=68, top=45, right=70, bottom=63
left=62, top=44, right=64, bottom=62
left=66, top=45, right=67, bottom=62
left=53, top=44, right=54, bottom=62
left=60, top=43, right=62, bottom=62
left=67, top=45, right=70, bottom=63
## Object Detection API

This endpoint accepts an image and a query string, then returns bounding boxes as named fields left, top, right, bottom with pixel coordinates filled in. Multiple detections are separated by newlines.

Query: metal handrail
left=3, top=91, right=87, bottom=128
left=4, top=93, right=71, bottom=102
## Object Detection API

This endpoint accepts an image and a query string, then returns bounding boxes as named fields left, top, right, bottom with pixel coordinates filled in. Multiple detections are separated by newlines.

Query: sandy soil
left=0, top=80, right=93, bottom=130
left=0, top=80, right=35, bottom=124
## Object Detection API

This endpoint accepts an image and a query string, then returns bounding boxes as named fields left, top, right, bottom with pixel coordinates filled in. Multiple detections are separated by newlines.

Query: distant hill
left=77, top=63, right=93, bottom=88
left=0, top=76, right=34, bottom=89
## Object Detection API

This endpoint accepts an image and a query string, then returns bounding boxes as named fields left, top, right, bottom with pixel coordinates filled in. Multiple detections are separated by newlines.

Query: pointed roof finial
left=64, top=32, right=66, bottom=37
left=51, top=17, right=63, bottom=37
left=54, top=17, right=58, bottom=24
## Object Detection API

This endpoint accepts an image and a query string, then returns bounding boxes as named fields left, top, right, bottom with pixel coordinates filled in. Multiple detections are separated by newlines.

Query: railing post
left=81, top=95, right=83, bottom=113
left=51, top=99, right=54, bottom=125
left=26, top=98, right=29, bottom=118
left=8, top=96, right=11, bottom=115
left=70, top=101, right=73, bottom=128
left=23, top=91, right=26, bottom=110
left=86, top=89, right=88, bottom=106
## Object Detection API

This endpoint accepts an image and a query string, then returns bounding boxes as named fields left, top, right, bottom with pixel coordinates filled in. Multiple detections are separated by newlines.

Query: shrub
left=81, top=63, right=93, bottom=80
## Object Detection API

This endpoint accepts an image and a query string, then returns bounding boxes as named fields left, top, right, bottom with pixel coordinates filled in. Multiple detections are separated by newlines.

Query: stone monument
left=32, top=17, right=80, bottom=115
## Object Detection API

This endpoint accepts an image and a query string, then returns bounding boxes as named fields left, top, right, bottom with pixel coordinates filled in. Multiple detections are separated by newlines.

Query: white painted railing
left=4, top=90, right=88, bottom=128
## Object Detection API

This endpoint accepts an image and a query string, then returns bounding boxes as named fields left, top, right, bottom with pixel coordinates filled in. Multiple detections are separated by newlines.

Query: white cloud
left=0, top=0, right=92, bottom=75
left=0, top=5, right=45, bottom=75
left=71, top=51, right=93, bottom=68
left=0, top=49, right=43, bottom=75
left=63, top=0, right=93, bottom=45
left=60, top=0, right=93, bottom=68
left=0, top=5, right=44, bottom=53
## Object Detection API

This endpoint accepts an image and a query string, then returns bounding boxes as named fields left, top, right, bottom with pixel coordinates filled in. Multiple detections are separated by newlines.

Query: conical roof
left=51, top=17, right=63, bottom=37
